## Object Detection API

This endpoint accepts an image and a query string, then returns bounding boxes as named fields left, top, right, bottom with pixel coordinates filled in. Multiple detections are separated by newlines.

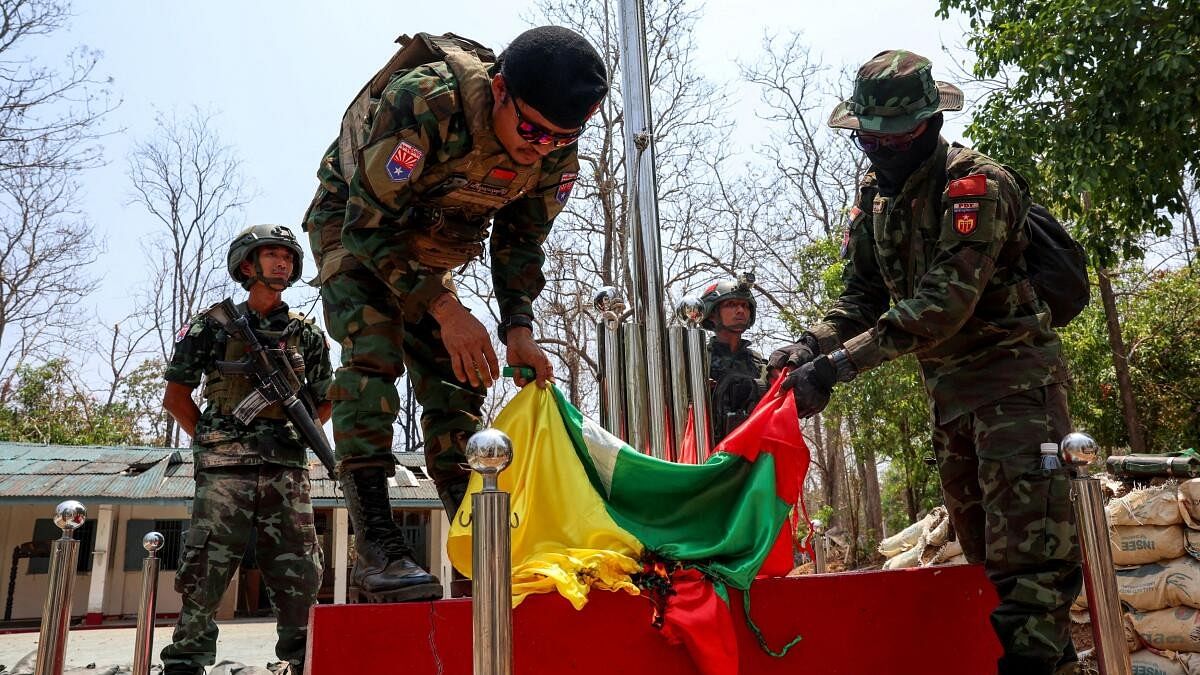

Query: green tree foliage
left=0, top=358, right=163, bottom=446
left=1061, top=266, right=1200, bottom=451
left=936, top=0, right=1200, bottom=263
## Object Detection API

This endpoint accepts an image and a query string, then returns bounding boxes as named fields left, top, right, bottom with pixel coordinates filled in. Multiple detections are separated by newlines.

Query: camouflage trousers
left=161, top=465, right=322, bottom=670
left=932, top=383, right=1082, bottom=674
left=317, top=258, right=485, bottom=515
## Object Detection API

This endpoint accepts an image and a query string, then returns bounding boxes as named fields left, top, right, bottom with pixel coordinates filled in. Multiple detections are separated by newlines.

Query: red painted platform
left=306, top=564, right=1001, bottom=675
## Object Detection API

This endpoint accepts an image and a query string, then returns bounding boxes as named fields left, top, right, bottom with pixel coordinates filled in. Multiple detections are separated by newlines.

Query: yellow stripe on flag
left=447, top=385, right=644, bottom=608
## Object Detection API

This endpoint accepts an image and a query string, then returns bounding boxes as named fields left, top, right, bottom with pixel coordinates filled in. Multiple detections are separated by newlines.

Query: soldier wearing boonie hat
left=301, top=26, right=608, bottom=604
left=770, top=50, right=1082, bottom=675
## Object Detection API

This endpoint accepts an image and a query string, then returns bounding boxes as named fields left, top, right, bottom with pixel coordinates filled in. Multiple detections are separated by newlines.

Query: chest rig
left=337, top=33, right=543, bottom=270
left=202, top=313, right=307, bottom=421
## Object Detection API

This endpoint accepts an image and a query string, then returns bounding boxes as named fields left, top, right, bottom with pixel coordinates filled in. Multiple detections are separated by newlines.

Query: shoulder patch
left=948, top=174, right=987, bottom=198
left=386, top=141, right=423, bottom=182
left=175, top=324, right=190, bottom=343
left=555, top=172, right=578, bottom=205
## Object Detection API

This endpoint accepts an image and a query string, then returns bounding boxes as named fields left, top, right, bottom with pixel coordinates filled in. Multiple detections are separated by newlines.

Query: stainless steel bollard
left=467, top=429, right=514, bottom=675
left=132, top=532, right=165, bottom=675
left=35, top=500, right=86, bottom=675
left=594, top=287, right=627, bottom=440
left=811, top=519, right=827, bottom=574
left=1062, top=432, right=1131, bottom=675
left=678, top=297, right=711, bottom=461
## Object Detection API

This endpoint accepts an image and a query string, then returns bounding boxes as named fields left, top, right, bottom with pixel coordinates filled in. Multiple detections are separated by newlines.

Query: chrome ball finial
left=1060, top=432, right=1100, bottom=467
left=143, top=531, right=165, bottom=553
left=466, top=428, right=514, bottom=476
left=53, top=500, right=86, bottom=532
left=678, top=296, right=705, bottom=325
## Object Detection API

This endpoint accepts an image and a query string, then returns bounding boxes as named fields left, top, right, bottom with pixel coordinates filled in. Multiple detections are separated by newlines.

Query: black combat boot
left=340, top=466, right=443, bottom=602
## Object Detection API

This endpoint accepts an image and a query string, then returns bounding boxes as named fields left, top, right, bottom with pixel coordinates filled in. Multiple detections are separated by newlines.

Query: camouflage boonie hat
left=828, top=49, right=964, bottom=134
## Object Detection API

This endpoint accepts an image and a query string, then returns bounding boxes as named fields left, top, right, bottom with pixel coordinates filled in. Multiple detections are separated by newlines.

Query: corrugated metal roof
left=0, top=441, right=441, bottom=507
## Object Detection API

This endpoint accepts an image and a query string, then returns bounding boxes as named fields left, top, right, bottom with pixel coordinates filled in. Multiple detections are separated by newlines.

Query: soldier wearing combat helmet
left=699, top=276, right=767, bottom=442
left=768, top=50, right=1081, bottom=675
left=161, top=224, right=331, bottom=675
left=302, top=26, right=608, bottom=602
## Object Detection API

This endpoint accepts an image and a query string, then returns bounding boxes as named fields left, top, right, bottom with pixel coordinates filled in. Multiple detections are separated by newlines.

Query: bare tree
left=127, top=107, right=249, bottom=444
left=0, top=0, right=113, bottom=396
left=0, top=0, right=114, bottom=174
left=0, top=164, right=98, bottom=400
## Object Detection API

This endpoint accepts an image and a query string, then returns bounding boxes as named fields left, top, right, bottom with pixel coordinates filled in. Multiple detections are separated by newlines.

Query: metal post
left=618, top=0, right=674, bottom=461
left=467, top=429, right=514, bottom=675
left=35, top=500, right=86, bottom=675
left=812, top=519, right=827, bottom=574
left=1061, top=432, right=1131, bottom=675
left=594, top=287, right=627, bottom=439
left=667, top=325, right=689, bottom=455
left=622, top=322, right=650, bottom=455
left=678, top=298, right=711, bottom=461
left=132, top=532, right=164, bottom=675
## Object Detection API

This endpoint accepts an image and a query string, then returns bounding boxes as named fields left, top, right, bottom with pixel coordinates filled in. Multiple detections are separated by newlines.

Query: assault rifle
left=206, top=299, right=337, bottom=477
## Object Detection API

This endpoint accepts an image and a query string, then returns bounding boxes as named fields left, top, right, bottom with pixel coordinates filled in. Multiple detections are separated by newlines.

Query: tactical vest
left=333, top=33, right=543, bottom=271
left=201, top=313, right=308, bottom=421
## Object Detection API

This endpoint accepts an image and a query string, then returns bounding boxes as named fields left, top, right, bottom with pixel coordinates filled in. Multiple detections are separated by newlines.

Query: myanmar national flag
left=447, top=377, right=809, bottom=674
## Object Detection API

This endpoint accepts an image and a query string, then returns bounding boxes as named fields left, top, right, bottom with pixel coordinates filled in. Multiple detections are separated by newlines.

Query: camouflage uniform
left=708, top=336, right=766, bottom=442
left=811, top=50, right=1082, bottom=674
left=303, top=57, right=577, bottom=513
left=161, top=302, right=331, bottom=672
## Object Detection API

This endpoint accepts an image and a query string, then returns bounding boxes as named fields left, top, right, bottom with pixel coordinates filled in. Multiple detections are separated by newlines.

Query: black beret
left=500, top=26, right=609, bottom=129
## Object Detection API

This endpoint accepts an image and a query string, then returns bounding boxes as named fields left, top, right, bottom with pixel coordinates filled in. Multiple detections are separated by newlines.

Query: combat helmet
left=699, top=276, right=756, bottom=331
left=227, top=224, right=305, bottom=290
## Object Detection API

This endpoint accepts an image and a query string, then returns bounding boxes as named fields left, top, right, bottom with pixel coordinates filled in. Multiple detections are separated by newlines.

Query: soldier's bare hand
left=431, top=299, right=500, bottom=388
left=506, top=328, right=554, bottom=388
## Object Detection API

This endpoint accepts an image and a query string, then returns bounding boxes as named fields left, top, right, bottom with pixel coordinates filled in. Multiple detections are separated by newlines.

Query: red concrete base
left=306, top=565, right=1001, bottom=675
left=84, top=612, right=103, bottom=626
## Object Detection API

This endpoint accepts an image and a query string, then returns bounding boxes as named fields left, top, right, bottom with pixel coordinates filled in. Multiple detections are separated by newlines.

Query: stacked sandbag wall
left=1073, top=480, right=1200, bottom=674
left=878, top=506, right=967, bottom=571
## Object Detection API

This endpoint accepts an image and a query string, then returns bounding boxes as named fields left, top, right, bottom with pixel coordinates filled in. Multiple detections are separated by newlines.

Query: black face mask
left=865, top=113, right=944, bottom=194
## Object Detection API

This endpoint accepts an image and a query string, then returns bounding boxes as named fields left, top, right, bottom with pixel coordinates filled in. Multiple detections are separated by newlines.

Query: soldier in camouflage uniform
left=699, top=279, right=767, bottom=443
left=161, top=225, right=331, bottom=675
left=769, top=51, right=1082, bottom=675
left=302, top=26, right=608, bottom=602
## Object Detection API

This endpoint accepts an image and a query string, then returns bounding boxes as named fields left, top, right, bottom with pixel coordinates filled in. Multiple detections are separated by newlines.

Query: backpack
left=944, top=145, right=1090, bottom=327
left=338, top=33, right=495, bottom=179
left=1022, top=203, right=1091, bottom=327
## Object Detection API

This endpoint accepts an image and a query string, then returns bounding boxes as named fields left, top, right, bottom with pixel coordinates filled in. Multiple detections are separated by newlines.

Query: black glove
left=780, top=355, right=837, bottom=418
left=768, top=332, right=821, bottom=372
left=779, top=349, right=858, bottom=419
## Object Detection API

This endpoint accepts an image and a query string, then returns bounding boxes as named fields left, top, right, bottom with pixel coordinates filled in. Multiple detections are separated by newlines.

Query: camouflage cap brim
left=828, top=81, right=964, bottom=133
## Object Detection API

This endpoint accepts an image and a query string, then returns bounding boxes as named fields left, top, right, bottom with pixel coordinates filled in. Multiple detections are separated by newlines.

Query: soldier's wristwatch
left=497, top=315, right=535, bottom=345
left=827, top=348, right=858, bottom=383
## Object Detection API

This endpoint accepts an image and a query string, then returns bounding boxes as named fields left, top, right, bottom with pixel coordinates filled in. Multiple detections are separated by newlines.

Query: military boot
left=340, top=466, right=444, bottom=602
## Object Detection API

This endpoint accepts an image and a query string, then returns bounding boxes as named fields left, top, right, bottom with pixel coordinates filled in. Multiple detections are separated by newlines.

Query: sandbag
left=1180, top=480, right=1200, bottom=530
left=1186, top=530, right=1200, bottom=562
left=879, top=513, right=932, bottom=558
left=1127, top=607, right=1200, bottom=652
left=1077, top=557, right=1200, bottom=612
left=883, top=543, right=921, bottom=570
left=920, top=538, right=963, bottom=566
left=1113, top=525, right=1186, bottom=566
left=1108, top=484, right=1183, bottom=527
left=1130, top=649, right=1189, bottom=675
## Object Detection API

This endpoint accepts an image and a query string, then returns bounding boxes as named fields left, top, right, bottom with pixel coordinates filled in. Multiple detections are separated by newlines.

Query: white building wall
left=0, top=503, right=189, bottom=621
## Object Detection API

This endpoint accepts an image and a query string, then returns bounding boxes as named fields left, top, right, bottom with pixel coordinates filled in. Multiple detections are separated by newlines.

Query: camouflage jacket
left=809, top=139, right=1068, bottom=423
left=708, top=337, right=767, bottom=441
left=165, top=301, right=333, bottom=469
left=708, top=336, right=766, bottom=384
left=311, top=59, right=579, bottom=323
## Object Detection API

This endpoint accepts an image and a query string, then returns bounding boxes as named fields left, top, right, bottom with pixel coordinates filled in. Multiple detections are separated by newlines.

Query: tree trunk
left=1097, top=267, right=1146, bottom=454
left=846, top=415, right=884, bottom=540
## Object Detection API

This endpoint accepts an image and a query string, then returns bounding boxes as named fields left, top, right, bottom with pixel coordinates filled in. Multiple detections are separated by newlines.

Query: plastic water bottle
left=1040, top=442, right=1062, bottom=470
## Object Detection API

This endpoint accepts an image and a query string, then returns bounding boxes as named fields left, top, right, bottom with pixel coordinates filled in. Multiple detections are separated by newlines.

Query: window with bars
left=124, top=519, right=188, bottom=571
